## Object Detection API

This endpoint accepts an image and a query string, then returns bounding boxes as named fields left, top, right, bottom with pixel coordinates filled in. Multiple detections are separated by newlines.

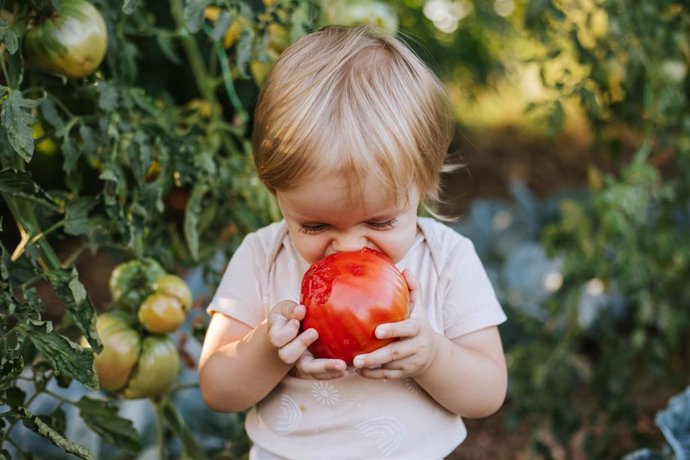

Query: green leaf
left=127, top=88, right=160, bottom=117
left=2, top=387, right=26, bottom=408
left=77, top=397, right=141, bottom=453
left=19, top=408, right=95, bottom=460
left=97, top=82, right=119, bottom=112
left=193, top=151, right=217, bottom=176
left=184, top=0, right=212, bottom=33
left=40, top=97, right=64, bottom=129
left=0, top=354, right=24, bottom=393
left=155, top=31, right=183, bottom=65
left=29, top=325, right=98, bottom=390
left=0, top=236, right=9, bottom=282
left=64, top=197, right=97, bottom=236
left=184, top=183, right=208, bottom=261
left=47, top=267, right=101, bottom=352
left=211, top=10, right=233, bottom=43
left=78, top=124, right=98, bottom=154
left=140, top=182, right=165, bottom=213
left=122, top=0, right=143, bottom=15
left=0, top=168, right=61, bottom=210
left=0, top=19, right=19, bottom=54
left=60, top=133, right=80, bottom=174
left=128, top=131, right=153, bottom=184
left=0, top=45, right=24, bottom=92
left=0, top=89, right=41, bottom=161
left=0, top=295, right=25, bottom=393
left=98, top=168, right=119, bottom=183
left=236, top=26, right=255, bottom=79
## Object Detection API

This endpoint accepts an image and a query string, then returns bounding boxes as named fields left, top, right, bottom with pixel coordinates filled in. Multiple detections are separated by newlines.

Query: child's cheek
left=295, top=237, right=328, bottom=265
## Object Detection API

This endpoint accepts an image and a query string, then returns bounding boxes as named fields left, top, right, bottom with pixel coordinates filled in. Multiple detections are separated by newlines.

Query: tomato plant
left=23, top=0, right=107, bottom=78
left=1, top=0, right=323, bottom=452
left=87, top=261, right=191, bottom=398
left=106, top=259, right=193, bottom=333
left=300, top=248, right=410, bottom=364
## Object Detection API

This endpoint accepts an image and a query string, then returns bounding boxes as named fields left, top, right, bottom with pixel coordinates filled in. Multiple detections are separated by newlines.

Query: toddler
left=199, top=25, right=507, bottom=459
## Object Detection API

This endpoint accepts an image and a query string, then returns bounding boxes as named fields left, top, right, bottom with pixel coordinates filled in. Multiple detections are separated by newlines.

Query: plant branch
left=3, top=193, right=62, bottom=269
left=153, top=399, right=166, bottom=460
left=169, top=0, right=217, bottom=106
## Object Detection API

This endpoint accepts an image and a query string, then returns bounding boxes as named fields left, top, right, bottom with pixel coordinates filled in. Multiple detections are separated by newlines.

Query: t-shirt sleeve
left=206, top=234, right=267, bottom=327
left=442, top=237, right=507, bottom=338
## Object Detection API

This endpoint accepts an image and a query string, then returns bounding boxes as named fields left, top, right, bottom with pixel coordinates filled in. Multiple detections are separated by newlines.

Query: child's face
left=276, top=172, right=420, bottom=265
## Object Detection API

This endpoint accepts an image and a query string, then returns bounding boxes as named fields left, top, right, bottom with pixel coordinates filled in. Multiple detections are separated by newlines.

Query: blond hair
left=252, top=25, right=453, bottom=208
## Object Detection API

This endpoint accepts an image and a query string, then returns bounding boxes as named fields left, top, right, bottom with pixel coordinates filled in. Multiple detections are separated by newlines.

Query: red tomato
left=300, top=248, right=410, bottom=364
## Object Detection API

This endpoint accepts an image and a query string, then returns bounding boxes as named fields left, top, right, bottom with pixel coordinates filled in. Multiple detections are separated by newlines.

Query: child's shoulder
left=417, top=216, right=471, bottom=249
left=417, top=217, right=479, bottom=270
left=246, top=220, right=288, bottom=245
left=238, top=220, right=289, bottom=264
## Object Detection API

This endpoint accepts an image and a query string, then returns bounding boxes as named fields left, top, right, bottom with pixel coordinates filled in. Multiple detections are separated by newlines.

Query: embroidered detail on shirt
left=311, top=382, right=340, bottom=406
left=355, top=416, right=405, bottom=457
left=275, top=394, right=301, bottom=434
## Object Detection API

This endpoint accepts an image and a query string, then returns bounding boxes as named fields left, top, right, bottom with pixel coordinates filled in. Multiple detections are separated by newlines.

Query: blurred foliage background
left=1, top=0, right=689, bottom=459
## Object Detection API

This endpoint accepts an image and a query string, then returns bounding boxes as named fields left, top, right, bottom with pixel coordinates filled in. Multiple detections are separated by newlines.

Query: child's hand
left=267, top=301, right=319, bottom=365
left=291, top=352, right=348, bottom=380
left=352, top=269, right=441, bottom=380
left=268, top=301, right=348, bottom=379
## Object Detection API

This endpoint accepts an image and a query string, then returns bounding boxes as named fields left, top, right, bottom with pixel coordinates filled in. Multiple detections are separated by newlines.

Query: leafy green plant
left=1, top=0, right=317, bottom=457
left=496, top=0, right=690, bottom=457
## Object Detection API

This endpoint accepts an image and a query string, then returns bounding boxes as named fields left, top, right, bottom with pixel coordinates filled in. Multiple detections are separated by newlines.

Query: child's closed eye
left=299, top=223, right=328, bottom=234
left=366, top=219, right=397, bottom=231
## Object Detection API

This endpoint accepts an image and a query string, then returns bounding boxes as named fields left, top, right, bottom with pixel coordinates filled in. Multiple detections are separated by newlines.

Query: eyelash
left=298, top=224, right=327, bottom=235
left=367, top=219, right=397, bottom=230
left=298, top=219, right=397, bottom=234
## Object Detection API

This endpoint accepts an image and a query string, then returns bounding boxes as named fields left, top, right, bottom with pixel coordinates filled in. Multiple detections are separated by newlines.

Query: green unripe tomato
left=123, top=335, right=180, bottom=399
left=153, top=274, right=193, bottom=311
left=89, top=312, right=141, bottom=393
left=108, top=258, right=166, bottom=310
left=137, top=292, right=186, bottom=334
left=24, top=0, right=108, bottom=78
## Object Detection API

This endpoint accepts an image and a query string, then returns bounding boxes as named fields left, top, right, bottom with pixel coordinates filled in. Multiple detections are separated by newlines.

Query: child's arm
left=198, top=301, right=314, bottom=412
left=415, top=326, right=506, bottom=418
left=199, top=301, right=348, bottom=412
left=353, top=271, right=508, bottom=418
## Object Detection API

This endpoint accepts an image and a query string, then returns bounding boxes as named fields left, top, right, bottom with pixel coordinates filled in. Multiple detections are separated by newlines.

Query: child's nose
left=332, top=232, right=367, bottom=253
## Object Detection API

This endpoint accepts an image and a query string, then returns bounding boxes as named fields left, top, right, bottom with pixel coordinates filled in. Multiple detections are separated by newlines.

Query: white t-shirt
left=207, top=217, right=507, bottom=460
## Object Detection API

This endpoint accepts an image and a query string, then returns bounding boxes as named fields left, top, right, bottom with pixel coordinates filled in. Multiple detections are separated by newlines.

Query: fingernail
left=353, top=357, right=364, bottom=367
left=307, top=329, right=318, bottom=340
left=376, top=326, right=387, bottom=339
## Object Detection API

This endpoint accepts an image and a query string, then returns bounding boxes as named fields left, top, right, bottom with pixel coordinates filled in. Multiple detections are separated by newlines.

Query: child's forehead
left=279, top=169, right=416, bottom=217
left=295, top=169, right=382, bottom=204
